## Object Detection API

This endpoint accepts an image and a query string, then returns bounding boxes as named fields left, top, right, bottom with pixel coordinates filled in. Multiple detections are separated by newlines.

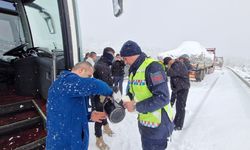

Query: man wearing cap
left=121, top=40, right=174, bottom=150
left=163, top=56, right=190, bottom=131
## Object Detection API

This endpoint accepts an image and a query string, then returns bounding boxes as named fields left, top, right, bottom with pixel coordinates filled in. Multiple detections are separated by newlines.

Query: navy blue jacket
left=128, top=53, right=174, bottom=140
left=46, top=71, right=113, bottom=150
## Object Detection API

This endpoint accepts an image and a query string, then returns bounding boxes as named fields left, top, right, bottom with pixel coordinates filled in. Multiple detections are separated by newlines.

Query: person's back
left=167, top=59, right=190, bottom=91
left=47, top=71, right=90, bottom=149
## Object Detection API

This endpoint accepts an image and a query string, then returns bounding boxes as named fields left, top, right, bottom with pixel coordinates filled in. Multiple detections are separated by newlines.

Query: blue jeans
left=113, top=76, right=124, bottom=94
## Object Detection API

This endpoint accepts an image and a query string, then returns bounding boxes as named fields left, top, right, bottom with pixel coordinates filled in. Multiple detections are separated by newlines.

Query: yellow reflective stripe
left=129, top=58, right=173, bottom=127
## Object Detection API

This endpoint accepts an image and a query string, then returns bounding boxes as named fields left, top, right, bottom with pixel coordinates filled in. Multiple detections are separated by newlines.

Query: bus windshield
left=24, top=0, right=63, bottom=51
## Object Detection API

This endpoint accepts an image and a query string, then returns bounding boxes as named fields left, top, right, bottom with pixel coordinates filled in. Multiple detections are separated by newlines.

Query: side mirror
left=112, top=0, right=123, bottom=17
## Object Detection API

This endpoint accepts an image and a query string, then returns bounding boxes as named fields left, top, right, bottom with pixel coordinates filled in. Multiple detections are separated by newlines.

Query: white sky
left=76, top=0, right=250, bottom=60
left=88, top=68, right=250, bottom=150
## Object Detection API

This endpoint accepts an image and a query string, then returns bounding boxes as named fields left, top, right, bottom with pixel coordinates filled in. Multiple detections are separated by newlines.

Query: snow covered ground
left=231, top=66, right=250, bottom=84
left=88, top=68, right=250, bottom=150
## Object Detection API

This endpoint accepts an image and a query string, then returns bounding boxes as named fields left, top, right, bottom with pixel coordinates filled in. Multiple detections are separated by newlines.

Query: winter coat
left=167, top=60, right=190, bottom=92
left=111, top=60, right=126, bottom=76
left=92, top=55, right=113, bottom=111
left=182, top=59, right=193, bottom=72
left=128, top=53, right=174, bottom=140
left=46, top=71, right=113, bottom=150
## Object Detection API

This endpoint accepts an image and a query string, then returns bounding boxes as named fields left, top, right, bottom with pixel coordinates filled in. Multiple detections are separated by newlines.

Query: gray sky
left=77, top=0, right=250, bottom=61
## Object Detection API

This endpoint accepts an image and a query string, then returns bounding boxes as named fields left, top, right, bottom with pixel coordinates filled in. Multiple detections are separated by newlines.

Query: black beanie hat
left=120, top=40, right=142, bottom=57
left=163, top=57, right=172, bottom=65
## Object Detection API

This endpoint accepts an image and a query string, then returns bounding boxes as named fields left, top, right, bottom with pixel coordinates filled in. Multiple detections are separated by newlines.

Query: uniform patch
left=150, top=71, right=165, bottom=85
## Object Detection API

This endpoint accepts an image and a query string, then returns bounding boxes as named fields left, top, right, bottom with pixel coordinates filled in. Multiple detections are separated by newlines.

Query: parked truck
left=189, top=47, right=216, bottom=81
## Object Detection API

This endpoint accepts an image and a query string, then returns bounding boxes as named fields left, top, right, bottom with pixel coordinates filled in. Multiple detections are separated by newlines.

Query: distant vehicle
left=214, top=56, right=224, bottom=69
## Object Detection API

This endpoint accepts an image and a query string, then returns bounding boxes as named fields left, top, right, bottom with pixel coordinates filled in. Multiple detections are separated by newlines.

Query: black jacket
left=92, top=55, right=113, bottom=111
left=111, top=60, right=125, bottom=76
left=167, top=60, right=190, bottom=92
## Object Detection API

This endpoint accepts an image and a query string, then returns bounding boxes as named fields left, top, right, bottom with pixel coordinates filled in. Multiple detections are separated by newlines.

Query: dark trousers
left=173, top=89, right=189, bottom=129
left=141, top=137, right=168, bottom=150
left=95, top=119, right=108, bottom=137
left=113, top=76, right=124, bottom=94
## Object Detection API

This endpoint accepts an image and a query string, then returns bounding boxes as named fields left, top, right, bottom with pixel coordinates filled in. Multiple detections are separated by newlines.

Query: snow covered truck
left=158, top=41, right=215, bottom=81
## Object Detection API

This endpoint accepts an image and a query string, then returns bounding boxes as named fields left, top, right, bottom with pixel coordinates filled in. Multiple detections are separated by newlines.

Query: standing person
left=46, top=61, right=113, bottom=150
left=121, top=40, right=174, bottom=150
left=111, top=54, right=126, bottom=94
left=178, top=54, right=193, bottom=72
left=84, top=52, right=90, bottom=61
left=91, top=47, right=115, bottom=150
left=163, top=57, right=190, bottom=130
left=86, top=51, right=97, bottom=67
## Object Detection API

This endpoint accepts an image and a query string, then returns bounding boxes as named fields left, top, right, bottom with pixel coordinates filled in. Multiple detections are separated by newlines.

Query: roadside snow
left=88, top=68, right=250, bottom=150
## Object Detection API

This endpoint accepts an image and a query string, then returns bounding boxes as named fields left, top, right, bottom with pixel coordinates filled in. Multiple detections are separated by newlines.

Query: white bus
left=0, top=0, right=122, bottom=149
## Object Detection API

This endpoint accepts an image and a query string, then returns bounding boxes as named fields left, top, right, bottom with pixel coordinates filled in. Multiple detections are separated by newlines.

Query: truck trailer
left=158, top=41, right=215, bottom=81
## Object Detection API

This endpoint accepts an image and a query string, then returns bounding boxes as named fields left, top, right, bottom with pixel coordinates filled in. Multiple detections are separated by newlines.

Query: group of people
left=46, top=40, right=191, bottom=150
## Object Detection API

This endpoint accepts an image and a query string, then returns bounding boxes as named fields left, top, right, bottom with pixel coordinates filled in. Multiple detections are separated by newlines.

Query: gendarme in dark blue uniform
left=121, top=40, right=174, bottom=150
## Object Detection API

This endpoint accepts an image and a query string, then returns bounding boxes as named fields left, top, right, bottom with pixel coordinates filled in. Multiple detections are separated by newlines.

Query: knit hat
left=120, top=40, right=142, bottom=57
left=163, top=57, right=172, bottom=65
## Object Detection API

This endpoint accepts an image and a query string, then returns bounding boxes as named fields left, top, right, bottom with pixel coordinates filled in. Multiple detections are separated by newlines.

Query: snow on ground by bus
left=88, top=67, right=250, bottom=150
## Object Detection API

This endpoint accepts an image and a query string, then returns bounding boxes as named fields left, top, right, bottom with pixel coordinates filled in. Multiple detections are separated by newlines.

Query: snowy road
left=169, top=69, right=250, bottom=150
left=88, top=68, right=250, bottom=150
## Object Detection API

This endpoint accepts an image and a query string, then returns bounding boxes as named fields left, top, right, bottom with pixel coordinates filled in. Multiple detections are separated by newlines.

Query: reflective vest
left=129, top=58, right=173, bottom=128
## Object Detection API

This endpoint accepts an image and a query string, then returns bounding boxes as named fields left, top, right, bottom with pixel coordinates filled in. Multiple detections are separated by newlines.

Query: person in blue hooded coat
left=46, top=61, right=113, bottom=150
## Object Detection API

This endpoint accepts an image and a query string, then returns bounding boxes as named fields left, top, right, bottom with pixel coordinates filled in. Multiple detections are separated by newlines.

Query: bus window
left=24, top=0, right=63, bottom=51
left=0, top=5, right=25, bottom=61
